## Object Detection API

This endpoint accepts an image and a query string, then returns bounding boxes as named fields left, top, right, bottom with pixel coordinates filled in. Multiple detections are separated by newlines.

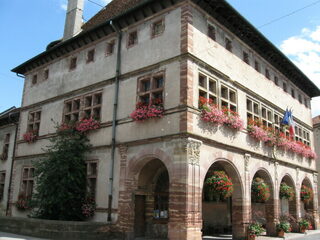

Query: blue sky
left=0, top=0, right=320, bottom=117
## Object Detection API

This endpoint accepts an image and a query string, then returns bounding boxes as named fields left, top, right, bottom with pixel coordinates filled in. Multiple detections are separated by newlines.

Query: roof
left=12, top=0, right=320, bottom=98
left=313, top=115, right=320, bottom=126
left=0, top=107, right=20, bottom=126
left=82, top=0, right=144, bottom=31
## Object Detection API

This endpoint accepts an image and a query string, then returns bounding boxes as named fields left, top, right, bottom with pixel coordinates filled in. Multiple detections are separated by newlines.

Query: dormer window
left=225, top=38, right=232, bottom=52
left=243, top=51, right=249, bottom=65
left=87, top=49, right=95, bottom=63
left=32, top=74, right=37, bottom=85
left=208, top=25, right=216, bottom=41
left=128, top=31, right=138, bottom=47
left=69, top=57, right=77, bottom=70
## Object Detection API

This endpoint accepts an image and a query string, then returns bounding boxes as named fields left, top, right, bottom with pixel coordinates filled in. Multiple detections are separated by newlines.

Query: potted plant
left=248, top=222, right=265, bottom=240
left=205, top=171, right=233, bottom=200
left=300, top=185, right=313, bottom=203
left=276, top=221, right=291, bottom=237
left=251, top=177, right=271, bottom=203
left=280, top=183, right=295, bottom=200
left=299, top=219, right=310, bottom=233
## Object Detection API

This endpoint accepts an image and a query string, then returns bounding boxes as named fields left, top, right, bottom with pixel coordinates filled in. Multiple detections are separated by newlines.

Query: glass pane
left=199, top=74, right=206, bottom=88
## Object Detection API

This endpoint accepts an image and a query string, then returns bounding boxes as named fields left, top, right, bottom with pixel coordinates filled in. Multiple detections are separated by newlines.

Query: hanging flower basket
left=199, top=97, right=243, bottom=130
left=251, top=177, right=271, bottom=203
left=205, top=171, right=233, bottom=199
left=130, top=99, right=164, bottom=121
left=23, top=130, right=38, bottom=143
left=300, top=185, right=313, bottom=203
left=280, top=183, right=295, bottom=201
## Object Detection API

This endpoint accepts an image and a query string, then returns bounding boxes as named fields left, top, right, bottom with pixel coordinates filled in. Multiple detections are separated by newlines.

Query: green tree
left=31, top=126, right=91, bottom=220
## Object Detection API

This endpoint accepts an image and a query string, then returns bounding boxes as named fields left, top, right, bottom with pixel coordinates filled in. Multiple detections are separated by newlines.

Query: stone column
left=296, top=168, right=301, bottom=220
left=313, top=173, right=320, bottom=229
left=168, top=138, right=202, bottom=240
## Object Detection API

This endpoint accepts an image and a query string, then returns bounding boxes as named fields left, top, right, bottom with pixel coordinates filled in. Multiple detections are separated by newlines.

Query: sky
left=0, top=0, right=320, bottom=117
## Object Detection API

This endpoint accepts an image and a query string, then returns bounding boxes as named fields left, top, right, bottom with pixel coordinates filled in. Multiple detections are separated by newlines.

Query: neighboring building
left=313, top=116, right=320, bottom=205
left=0, top=107, right=19, bottom=216
left=10, top=0, right=320, bottom=239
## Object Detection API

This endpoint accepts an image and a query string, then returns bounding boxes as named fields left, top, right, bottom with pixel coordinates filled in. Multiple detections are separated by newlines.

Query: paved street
left=0, top=232, right=46, bottom=240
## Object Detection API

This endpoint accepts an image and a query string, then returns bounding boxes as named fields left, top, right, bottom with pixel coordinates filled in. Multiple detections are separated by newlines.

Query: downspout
left=108, top=20, right=122, bottom=222
left=6, top=112, right=19, bottom=216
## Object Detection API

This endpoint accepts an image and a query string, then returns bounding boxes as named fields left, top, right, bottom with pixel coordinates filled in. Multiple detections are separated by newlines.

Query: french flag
left=281, top=109, right=295, bottom=138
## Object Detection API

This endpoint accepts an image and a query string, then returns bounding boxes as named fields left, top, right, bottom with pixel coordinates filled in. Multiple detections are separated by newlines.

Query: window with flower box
left=295, top=125, right=310, bottom=146
left=86, top=161, right=97, bottom=198
left=137, top=72, right=164, bottom=104
left=20, top=167, right=34, bottom=198
left=63, top=92, right=102, bottom=123
left=1, top=134, right=10, bottom=160
left=0, top=171, right=5, bottom=200
left=198, top=73, right=237, bottom=112
left=27, top=110, right=41, bottom=135
left=246, top=98, right=260, bottom=123
left=261, top=105, right=273, bottom=128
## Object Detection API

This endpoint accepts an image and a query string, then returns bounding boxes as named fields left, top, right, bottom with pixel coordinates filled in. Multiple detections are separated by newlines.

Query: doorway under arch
left=134, top=158, right=169, bottom=239
left=300, top=178, right=315, bottom=228
left=202, top=160, right=245, bottom=240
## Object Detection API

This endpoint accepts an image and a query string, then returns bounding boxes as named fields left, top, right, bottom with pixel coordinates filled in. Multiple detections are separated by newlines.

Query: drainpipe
left=6, top=112, right=19, bottom=216
left=108, top=20, right=122, bottom=222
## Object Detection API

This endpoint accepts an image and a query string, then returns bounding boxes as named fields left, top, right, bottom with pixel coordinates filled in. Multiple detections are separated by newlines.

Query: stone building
left=10, top=0, right=320, bottom=239
left=0, top=107, right=19, bottom=216
left=313, top=116, right=320, bottom=205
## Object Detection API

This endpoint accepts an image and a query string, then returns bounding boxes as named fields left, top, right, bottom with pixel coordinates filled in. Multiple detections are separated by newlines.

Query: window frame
left=0, top=171, right=5, bottom=200
left=225, top=38, right=232, bottom=52
left=32, top=74, right=38, bottom=85
left=2, top=133, right=10, bottom=160
left=86, top=49, right=95, bottom=63
left=106, top=40, right=115, bottom=56
left=86, top=160, right=98, bottom=198
left=27, top=110, right=41, bottom=135
left=127, top=30, right=138, bottom=48
left=207, top=24, right=216, bottom=41
left=20, top=167, right=34, bottom=198
left=136, top=71, right=165, bottom=105
left=69, top=57, right=77, bottom=71
left=151, top=19, right=165, bottom=38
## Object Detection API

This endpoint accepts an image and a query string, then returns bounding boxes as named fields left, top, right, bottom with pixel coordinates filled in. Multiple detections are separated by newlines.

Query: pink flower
left=130, top=101, right=164, bottom=121
left=75, top=118, right=100, bottom=133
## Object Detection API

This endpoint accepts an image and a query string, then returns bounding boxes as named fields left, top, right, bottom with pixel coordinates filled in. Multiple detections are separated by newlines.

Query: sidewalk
left=0, top=232, right=47, bottom=240
left=257, top=229, right=320, bottom=240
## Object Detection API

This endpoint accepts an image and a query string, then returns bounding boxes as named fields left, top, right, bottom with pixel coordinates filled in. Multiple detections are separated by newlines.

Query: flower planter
left=278, top=229, right=285, bottom=237
left=248, top=235, right=256, bottom=240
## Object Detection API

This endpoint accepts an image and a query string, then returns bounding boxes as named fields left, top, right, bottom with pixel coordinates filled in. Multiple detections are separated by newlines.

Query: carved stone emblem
left=185, top=138, right=202, bottom=165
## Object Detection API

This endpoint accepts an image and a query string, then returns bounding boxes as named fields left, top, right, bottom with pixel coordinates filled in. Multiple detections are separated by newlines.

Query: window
left=274, top=76, right=279, bottom=86
left=243, top=51, right=249, bottom=64
left=295, top=126, right=310, bottom=146
left=63, top=92, right=102, bottom=122
left=283, top=82, right=287, bottom=93
left=27, top=110, right=41, bottom=135
left=261, top=105, right=273, bottom=128
left=69, top=57, right=77, bottom=70
left=291, top=88, right=295, bottom=98
left=208, top=25, right=216, bottom=41
left=0, top=171, right=5, bottom=200
left=254, top=61, right=260, bottom=72
left=304, top=98, right=309, bottom=108
left=152, top=20, right=165, bottom=37
left=298, top=94, right=302, bottom=103
left=265, top=69, right=270, bottom=80
left=86, top=161, right=97, bottom=198
left=225, top=38, right=232, bottom=52
left=198, top=73, right=237, bottom=112
left=128, top=30, right=138, bottom=47
left=246, top=98, right=260, bottom=123
left=44, top=69, right=49, bottom=80
left=106, top=40, right=115, bottom=55
left=87, top=49, right=95, bottom=63
left=153, top=170, right=169, bottom=219
left=137, top=72, right=164, bottom=104
left=32, top=74, right=37, bottom=85
left=1, top=134, right=10, bottom=160
left=20, top=167, right=34, bottom=198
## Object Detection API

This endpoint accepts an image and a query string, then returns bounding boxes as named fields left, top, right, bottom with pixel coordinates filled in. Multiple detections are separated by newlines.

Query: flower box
left=130, top=99, right=164, bottom=121
left=23, top=130, right=38, bottom=143
left=15, top=194, right=31, bottom=211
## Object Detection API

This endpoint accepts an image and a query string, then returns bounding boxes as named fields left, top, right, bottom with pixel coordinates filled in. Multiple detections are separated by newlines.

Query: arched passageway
left=300, top=178, right=315, bottom=228
left=134, top=158, right=169, bottom=238
left=202, top=160, right=245, bottom=240
left=251, top=169, right=275, bottom=235
left=279, top=175, right=298, bottom=231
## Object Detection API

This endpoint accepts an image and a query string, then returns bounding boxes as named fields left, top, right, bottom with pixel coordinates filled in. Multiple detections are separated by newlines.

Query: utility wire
left=258, top=0, right=320, bottom=29
left=87, top=0, right=104, bottom=8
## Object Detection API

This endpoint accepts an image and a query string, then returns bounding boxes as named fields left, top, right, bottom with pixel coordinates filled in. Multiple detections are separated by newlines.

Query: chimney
left=63, top=0, right=84, bottom=41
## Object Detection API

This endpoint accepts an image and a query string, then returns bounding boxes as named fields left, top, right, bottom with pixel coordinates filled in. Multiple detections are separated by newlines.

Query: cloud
left=280, top=26, right=320, bottom=117
left=60, top=3, right=67, bottom=11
